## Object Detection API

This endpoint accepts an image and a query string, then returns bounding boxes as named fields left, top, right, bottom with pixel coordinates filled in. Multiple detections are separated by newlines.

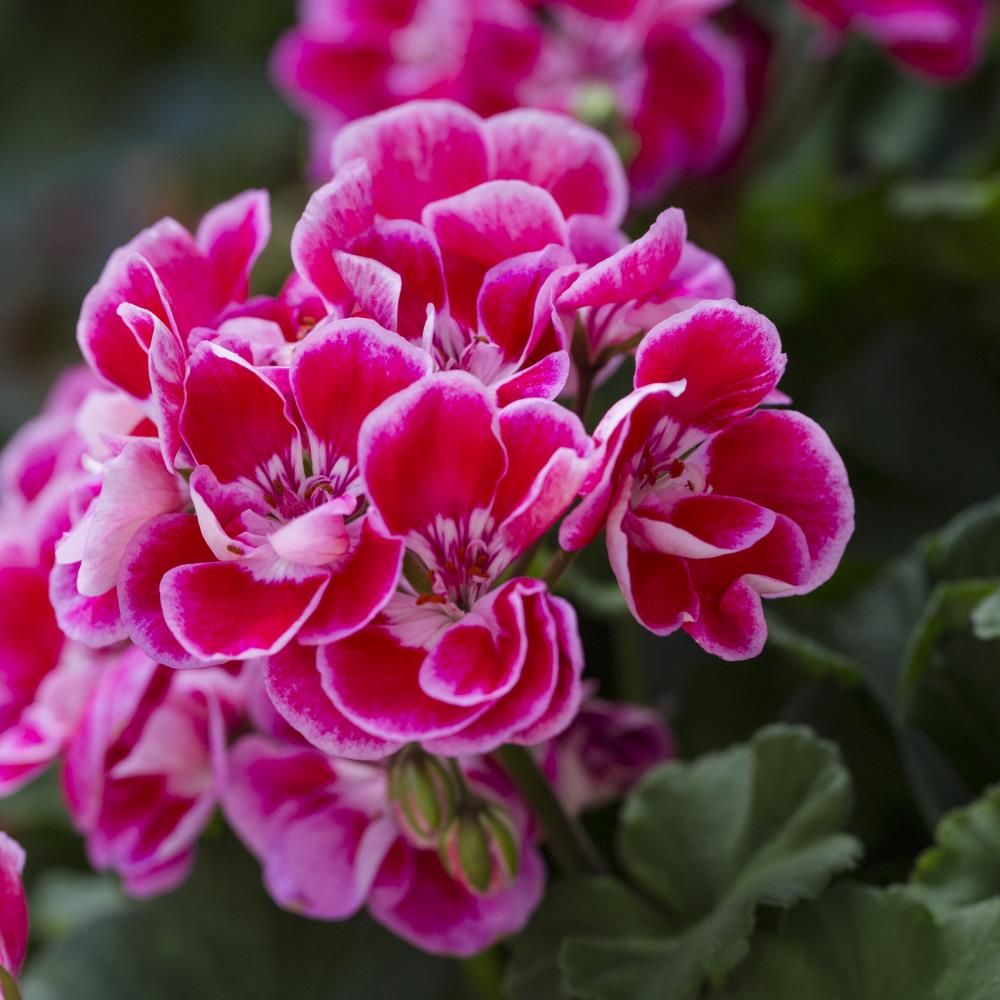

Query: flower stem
left=495, top=744, right=606, bottom=876
left=0, top=967, right=22, bottom=1000
left=542, top=547, right=576, bottom=589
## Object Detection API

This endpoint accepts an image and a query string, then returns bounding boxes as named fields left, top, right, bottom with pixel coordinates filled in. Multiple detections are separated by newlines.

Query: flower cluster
left=0, top=99, right=851, bottom=959
left=272, top=0, right=989, bottom=203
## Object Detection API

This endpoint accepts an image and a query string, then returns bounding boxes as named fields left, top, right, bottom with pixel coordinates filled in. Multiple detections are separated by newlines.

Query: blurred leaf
left=23, top=838, right=466, bottom=1000
left=764, top=615, right=862, bottom=685
left=508, top=726, right=860, bottom=1000
left=911, top=784, right=1000, bottom=914
left=971, top=587, right=1000, bottom=640
left=30, top=870, right=122, bottom=942
left=712, top=885, right=1000, bottom=999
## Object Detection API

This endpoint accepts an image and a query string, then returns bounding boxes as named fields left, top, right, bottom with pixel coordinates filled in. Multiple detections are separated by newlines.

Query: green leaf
left=763, top=615, right=862, bottom=685
left=925, top=498, right=1000, bottom=583
left=714, top=887, right=1000, bottom=1000
left=911, top=784, right=1000, bottom=914
left=22, top=838, right=467, bottom=1000
left=507, top=726, right=861, bottom=1000
left=614, top=725, right=861, bottom=989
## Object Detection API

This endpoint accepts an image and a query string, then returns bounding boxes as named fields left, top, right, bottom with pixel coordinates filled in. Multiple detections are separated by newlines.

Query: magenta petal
left=635, top=299, right=786, bottom=434
left=494, top=351, right=570, bottom=406
left=319, top=625, right=484, bottom=742
left=493, top=397, right=592, bottom=557
left=559, top=207, right=687, bottom=312
left=627, top=493, right=776, bottom=559
left=161, top=561, right=329, bottom=661
left=360, top=372, right=506, bottom=539
left=332, top=100, right=491, bottom=221
left=370, top=840, right=545, bottom=957
left=297, top=516, right=403, bottom=644
left=291, top=158, right=376, bottom=304
left=265, top=643, right=400, bottom=759
left=334, top=251, right=401, bottom=330
left=292, top=317, right=431, bottom=473
left=118, top=513, right=217, bottom=668
left=181, top=342, right=298, bottom=484
left=620, top=539, right=700, bottom=637
left=0, top=833, right=28, bottom=975
left=487, top=108, right=628, bottom=225
left=704, top=409, right=854, bottom=592
left=195, top=189, right=271, bottom=305
left=346, top=220, right=446, bottom=340
left=50, top=561, right=127, bottom=647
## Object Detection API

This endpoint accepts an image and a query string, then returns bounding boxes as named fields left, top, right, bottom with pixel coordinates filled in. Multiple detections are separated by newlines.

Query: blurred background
left=1, top=0, right=1000, bottom=961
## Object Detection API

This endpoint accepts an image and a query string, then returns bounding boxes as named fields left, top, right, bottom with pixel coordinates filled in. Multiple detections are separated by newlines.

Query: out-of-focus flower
left=0, top=834, right=28, bottom=979
left=561, top=300, right=854, bottom=659
left=63, top=648, right=244, bottom=896
left=541, top=687, right=674, bottom=812
left=269, top=371, right=590, bottom=756
left=223, top=733, right=544, bottom=956
left=795, top=0, right=991, bottom=79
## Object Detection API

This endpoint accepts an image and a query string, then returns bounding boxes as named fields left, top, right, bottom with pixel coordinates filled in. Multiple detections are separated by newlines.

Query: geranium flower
left=267, top=371, right=591, bottom=756
left=223, top=732, right=544, bottom=956
left=113, top=319, right=429, bottom=666
left=63, top=648, right=244, bottom=896
left=561, top=300, right=854, bottom=659
left=796, top=0, right=990, bottom=79
left=292, top=99, right=731, bottom=399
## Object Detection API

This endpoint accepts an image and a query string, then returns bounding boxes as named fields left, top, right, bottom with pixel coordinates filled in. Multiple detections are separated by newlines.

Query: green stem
left=0, top=967, right=21, bottom=1000
left=542, top=548, right=576, bottom=590
left=495, top=745, right=606, bottom=876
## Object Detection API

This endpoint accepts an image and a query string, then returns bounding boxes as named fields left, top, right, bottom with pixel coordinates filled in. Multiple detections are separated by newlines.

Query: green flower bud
left=388, top=748, right=457, bottom=847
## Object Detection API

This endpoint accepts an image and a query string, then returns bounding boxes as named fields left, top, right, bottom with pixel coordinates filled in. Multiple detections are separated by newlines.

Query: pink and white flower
left=267, top=371, right=591, bottom=756
left=292, top=100, right=731, bottom=400
left=561, top=300, right=854, bottom=659
left=62, top=647, right=244, bottom=896
left=796, top=0, right=990, bottom=79
left=223, top=732, right=544, bottom=956
left=541, top=687, right=674, bottom=812
left=0, top=834, right=28, bottom=980
left=114, top=319, right=428, bottom=666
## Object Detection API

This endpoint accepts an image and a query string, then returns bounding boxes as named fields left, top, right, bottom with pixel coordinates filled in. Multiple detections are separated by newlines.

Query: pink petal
left=161, top=560, right=330, bottom=661
left=265, top=644, right=400, bottom=759
left=297, top=516, right=404, bottom=644
left=181, top=342, right=298, bottom=484
left=332, top=100, right=491, bottom=221
left=319, top=624, right=485, bottom=742
left=370, top=839, right=545, bottom=957
left=618, top=538, right=700, bottom=637
left=493, top=398, right=592, bottom=559
left=487, top=108, right=628, bottom=225
left=333, top=250, right=401, bottom=329
left=566, top=214, right=628, bottom=267
left=118, top=513, right=217, bottom=668
left=704, top=409, right=854, bottom=593
left=634, top=299, right=786, bottom=434
left=558, top=207, right=687, bottom=313
left=0, top=833, right=28, bottom=975
left=49, top=561, right=127, bottom=647
left=494, top=351, right=570, bottom=406
left=291, top=158, right=376, bottom=305
left=269, top=501, right=354, bottom=567
left=291, top=317, right=431, bottom=474
left=72, top=440, right=183, bottom=597
left=195, top=189, right=271, bottom=305
left=346, top=220, right=446, bottom=340
left=359, top=372, right=506, bottom=540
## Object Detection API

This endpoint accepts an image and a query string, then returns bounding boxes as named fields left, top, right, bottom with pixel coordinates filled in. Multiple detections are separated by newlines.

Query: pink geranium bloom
left=292, top=100, right=731, bottom=399
left=62, top=647, right=244, bottom=896
left=78, top=190, right=271, bottom=402
left=107, top=319, right=428, bottom=667
left=267, top=371, right=590, bottom=756
left=0, top=834, right=28, bottom=979
left=272, top=0, right=543, bottom=173
left=223, top=732, right=544, bottom=956
left=796, top=0, right=990, bottom=79
left=0, top=375, right=110, bottom=794
left=540, top=686, right=674, bottom=812
left=561, top=300, right=854, bottom=660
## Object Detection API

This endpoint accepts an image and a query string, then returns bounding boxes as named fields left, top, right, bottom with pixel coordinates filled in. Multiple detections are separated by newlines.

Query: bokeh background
left=1, top=0, right=1000, bottom=987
